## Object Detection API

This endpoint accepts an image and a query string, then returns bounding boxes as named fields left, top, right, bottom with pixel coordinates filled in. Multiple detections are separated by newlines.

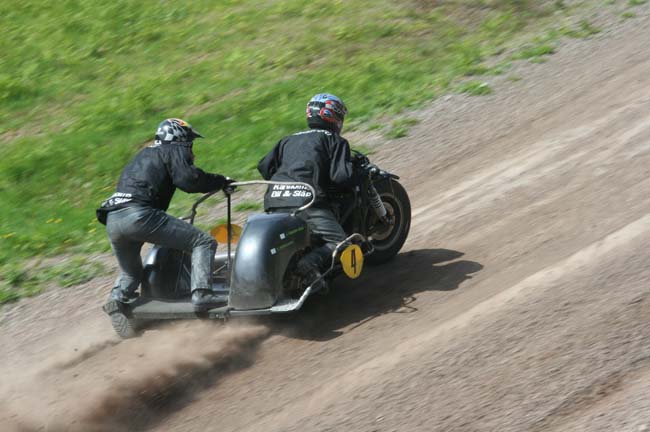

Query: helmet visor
left=190, top=127, right=204, bottom=139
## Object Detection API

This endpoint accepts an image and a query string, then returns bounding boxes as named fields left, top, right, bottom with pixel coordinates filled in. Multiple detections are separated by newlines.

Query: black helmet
left=154, top=118, right=204, bottom=144
left=306, top=93, right=347, bottom=134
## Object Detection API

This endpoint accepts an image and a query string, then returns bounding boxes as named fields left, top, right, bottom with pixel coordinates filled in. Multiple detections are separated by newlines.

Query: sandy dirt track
left=3, top=6, right=650, bottom=431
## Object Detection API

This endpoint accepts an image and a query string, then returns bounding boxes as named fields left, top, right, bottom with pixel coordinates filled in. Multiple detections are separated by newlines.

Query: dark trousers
left=273, top=206, right=347, bottom=271
left=298, top=207, right=347, bottom=250
left=106, top=206, right=217, bottom=294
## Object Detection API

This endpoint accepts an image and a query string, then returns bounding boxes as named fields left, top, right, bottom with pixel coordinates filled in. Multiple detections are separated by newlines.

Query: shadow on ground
left=270, top=248, right=483, bottom=341
left=21, top=249, right=480, bottom=431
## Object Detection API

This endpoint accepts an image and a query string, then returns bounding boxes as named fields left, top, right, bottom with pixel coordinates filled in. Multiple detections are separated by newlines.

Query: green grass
left=457, top=81, right=494, bottom=96
left=351, top=145, right=375, bottom=156
left=558, top=20, right=601, bottom=38
left=507, top=18, right=600, bottom=64
left=0, top=0, right=613, bottom=302
left=512, top=42, right=557, bottom=60
left=234, top=201, right=263, bottom=212
left=621, top=0, right=647, bottom=19
left=386, top=118, right=420, bottom=139
left=0, top=257, right=106, bottom=303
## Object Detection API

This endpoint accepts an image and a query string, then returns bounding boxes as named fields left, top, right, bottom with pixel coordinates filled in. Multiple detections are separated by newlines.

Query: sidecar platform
left=103, top=298, right=229, bottom=320
left=103, top=283, right=315, bottom=322
left=132, top=298, right=229, bottom=319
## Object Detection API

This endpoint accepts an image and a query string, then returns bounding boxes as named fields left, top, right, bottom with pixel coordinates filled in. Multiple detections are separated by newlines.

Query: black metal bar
left=227, top=190, right=232, bottom=274
left=187, top=190, right=219, bottom=224
left=229, top=309, right=273, bottom=317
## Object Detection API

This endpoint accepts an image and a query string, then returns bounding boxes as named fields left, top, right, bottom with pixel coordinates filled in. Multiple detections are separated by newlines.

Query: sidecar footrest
left=271, top=298, right=302, bottom=313
left=271, top=285, right=313, bottom=313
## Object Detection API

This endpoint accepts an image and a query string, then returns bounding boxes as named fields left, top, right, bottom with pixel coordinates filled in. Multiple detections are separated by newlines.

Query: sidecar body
left=103, top=181, right=367, bottom=338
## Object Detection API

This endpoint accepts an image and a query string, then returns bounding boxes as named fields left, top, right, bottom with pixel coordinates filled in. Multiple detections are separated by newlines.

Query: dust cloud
left=2, top=321, right=269, bottom=431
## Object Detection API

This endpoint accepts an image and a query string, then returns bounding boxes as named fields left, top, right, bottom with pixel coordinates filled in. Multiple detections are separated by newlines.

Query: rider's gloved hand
left=223, top=177, right=237, bottom=192
left=351, top=152, right=369, bottom=167
left=363, top=163, right=380, bottom=176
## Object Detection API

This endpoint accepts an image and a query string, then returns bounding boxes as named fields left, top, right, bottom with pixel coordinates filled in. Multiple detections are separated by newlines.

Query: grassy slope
left=0, top=0, right=609, bottom=302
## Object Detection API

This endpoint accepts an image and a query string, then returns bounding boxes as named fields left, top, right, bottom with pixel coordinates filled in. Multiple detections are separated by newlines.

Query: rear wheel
left=366, top=179, right=411, bottom=265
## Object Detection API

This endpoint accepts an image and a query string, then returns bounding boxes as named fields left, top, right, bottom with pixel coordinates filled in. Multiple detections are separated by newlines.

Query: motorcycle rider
left=257, top=93, right=357, bottom=279
left=96, top=118, right=234, bottom=310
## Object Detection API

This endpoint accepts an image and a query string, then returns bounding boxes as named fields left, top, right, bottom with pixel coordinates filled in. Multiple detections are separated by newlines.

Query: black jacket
left=97, top=142, right=225, bottom=223
left=257, top=129, right=356, bottom=210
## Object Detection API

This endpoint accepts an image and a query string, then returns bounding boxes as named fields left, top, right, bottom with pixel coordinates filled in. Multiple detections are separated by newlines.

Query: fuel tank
left=229, top=213, right=309, bottom=310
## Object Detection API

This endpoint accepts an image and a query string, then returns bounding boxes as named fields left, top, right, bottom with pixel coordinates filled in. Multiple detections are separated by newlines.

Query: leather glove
left=223, top=177, right=237, bottom=192
left=351, top=152, right=369, bottom=167
left=364, top=163, right=379, bottom=174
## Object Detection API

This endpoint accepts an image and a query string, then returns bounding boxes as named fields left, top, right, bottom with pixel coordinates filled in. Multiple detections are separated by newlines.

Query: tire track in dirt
left=4, top=6, right=650, bottom=432
left=206, top=214, right=650, bottom=432
left=156, top=10, right=650, bottom=430
left=532, top=354, right=650, bottom=432
left=2, top=322, right=269, bottom=432
left=412, top=82, right=650, bottom=237
left=43, top=339, right=121, bottom=372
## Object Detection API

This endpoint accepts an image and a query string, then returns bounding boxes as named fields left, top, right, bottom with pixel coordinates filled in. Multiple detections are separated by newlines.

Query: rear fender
left=229, top=213, right=309, bottom=310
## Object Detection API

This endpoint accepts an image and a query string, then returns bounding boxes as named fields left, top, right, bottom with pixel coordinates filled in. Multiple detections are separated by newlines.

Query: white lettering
left=293, top=129, right=331, bottom=136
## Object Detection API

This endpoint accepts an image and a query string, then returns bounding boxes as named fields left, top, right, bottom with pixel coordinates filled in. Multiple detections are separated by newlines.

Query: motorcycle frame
left=179, top=166, right=397, bottom=289
left=103, top=163, right=402, bottom=332
left=185, top=179, right=377, bottom=297
left=337, top=169, right=400, bottom=238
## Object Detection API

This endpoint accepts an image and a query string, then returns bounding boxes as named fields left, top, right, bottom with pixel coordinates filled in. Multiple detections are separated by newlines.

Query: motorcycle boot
left=191, top=289, right=226, bottom=310
left=297, top=246, right=332, bottom=293
left=110, top=286, right=139, bottom=304
left=191, top=241, right=224, bottom=311
left=296, top=251, right=324, bottom=276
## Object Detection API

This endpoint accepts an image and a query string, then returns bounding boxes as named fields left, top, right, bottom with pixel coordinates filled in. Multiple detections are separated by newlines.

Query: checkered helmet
left=306, top=93, right=348, bottom=134
left=154, top=118, right=204, bottom=144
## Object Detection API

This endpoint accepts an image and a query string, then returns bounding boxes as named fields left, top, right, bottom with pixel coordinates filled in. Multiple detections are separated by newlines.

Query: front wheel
left=366, top=179, right=411, bottom=265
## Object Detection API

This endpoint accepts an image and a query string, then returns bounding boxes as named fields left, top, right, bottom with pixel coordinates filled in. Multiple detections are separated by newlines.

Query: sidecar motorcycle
left=103, top=153, right=411, bottom=338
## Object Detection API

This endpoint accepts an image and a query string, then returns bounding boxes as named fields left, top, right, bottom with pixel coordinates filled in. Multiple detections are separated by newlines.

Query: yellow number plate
left=340, top=244, right=364, bottom=279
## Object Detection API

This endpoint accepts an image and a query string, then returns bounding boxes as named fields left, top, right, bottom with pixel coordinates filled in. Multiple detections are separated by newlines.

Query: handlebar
left=184, top=190, right=220, bottom=223
left=183, top=150, right=397, bottom=224
left=352, top=150, right=399, bottom=180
